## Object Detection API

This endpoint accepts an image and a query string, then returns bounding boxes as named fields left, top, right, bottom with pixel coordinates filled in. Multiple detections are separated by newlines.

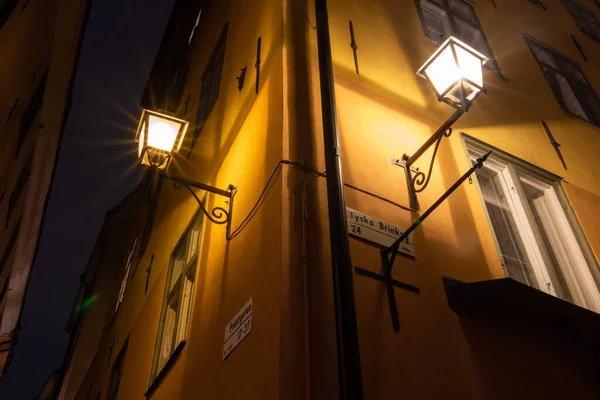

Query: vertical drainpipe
left=314, top=0, right=364, bottom=398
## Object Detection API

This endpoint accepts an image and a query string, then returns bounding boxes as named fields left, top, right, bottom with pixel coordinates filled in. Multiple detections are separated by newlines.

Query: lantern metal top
left=417, top=36, right=489, bottom=110
left=135, top=109, right=189, bottom=169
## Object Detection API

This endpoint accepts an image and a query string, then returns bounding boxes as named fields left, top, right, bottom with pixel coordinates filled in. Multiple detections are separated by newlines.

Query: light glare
left=147, top=115, right=180, bottom=152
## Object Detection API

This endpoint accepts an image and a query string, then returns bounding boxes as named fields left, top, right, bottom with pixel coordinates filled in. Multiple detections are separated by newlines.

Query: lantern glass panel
left=138, top=121, right=146, bottom=157
left=455, top=45, right=483, bottom=88
left=424, top=45, right=460, bottom=96
left=147, top=114, right=181, bottom=153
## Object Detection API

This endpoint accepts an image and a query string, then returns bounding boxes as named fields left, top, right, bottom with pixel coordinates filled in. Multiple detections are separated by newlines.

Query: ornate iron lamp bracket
left=162, top=173, right=237, bottom=239
left=393, top=109, right=464, bottom=210
left=356, top=151, right=490, bottom=332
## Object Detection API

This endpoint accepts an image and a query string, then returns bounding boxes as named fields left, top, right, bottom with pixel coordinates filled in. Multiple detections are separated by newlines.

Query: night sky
left=0, top=0, right=174, bottom=398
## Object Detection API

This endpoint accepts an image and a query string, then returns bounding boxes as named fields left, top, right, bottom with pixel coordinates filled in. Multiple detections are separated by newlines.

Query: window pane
left=107, top=340, right=128, bottom=400
left=170, top=249, right=185, bottom=291
left=449, top=0, right=477, bottom=25
left=555, top=73, right=589, bottom=120
left=531, top=45, right=558, bottom=69
left=421, top=0, right=452, bottom=44
left=176, top=272, right=195, bottom=344
left=519, top=179, right=572, bottom=299
left=186, top=221, right=201, bottom=261
left=158, top=289, right=181, bottom=372
left=475, top=165, right=538, bottom=287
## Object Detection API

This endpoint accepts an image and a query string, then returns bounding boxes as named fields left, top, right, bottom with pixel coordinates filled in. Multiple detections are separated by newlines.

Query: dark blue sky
left=0, top=0, right=174, bottom=397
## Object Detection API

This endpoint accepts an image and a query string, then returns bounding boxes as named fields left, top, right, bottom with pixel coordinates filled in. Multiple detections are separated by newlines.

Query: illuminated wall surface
left=61, top=0, right=600, bottom=398
left=0, top=0, right=90, bottom=379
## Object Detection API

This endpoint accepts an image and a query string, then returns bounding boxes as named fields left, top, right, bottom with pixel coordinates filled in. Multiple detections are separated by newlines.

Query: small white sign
left=223, top=298, right=252, bottom=359
left=346, top=208, right=415, bottom=258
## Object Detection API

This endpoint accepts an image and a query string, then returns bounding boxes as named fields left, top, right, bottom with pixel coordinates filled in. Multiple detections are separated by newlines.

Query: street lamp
left=396, top=36, right=489, bottom=210
left=135, top=109, right=189, bottom=169
left=359, top=37, right=491, bottom=333
left=417, top=36, right=488, bottom=111
left=134, top=109, right=236, bottom=236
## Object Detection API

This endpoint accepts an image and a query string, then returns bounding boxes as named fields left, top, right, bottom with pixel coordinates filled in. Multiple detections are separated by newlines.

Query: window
left=415, top=0, right=501, bottom=73
left=6, top=151, right=33, bottom=229
left=526, top=37, right=600, bottom=126
left=191, top=24, right=228, bottom=150
left=5, top=98, right=18, bottom=124
left=188, top=9, right=202, bottom=45
left=528, top=0, right=546, bottom=9
left=115, top=237, right=137, bottom=312
left=0, top=216, right=20, bottom=276
left=562, top=0, right=600, bottom=42
left=467, top=140, right=600, bottom=313
left=0, top=282, right=8, bottom=339
left=17, top=70, right=48, bottom=158
left=150, top=212, right=203, bottom=380
left=106, top=339, right=128, bottom=400
left=168, top=63, right=189, bottom=111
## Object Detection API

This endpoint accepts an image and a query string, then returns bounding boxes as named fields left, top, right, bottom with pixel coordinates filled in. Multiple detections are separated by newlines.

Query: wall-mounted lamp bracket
left=162, top=173, right=237, bottom=239
left=393, top=109, right=464, bottom=210
left=357, top=151, right=490, bottom=332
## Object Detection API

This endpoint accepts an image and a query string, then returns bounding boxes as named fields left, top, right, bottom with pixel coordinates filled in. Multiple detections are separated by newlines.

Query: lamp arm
left=165, top=175, right=234, bottom=198
left=403, top=108, right=464, bottom=168
left=161, top=174, right=235, bottom=226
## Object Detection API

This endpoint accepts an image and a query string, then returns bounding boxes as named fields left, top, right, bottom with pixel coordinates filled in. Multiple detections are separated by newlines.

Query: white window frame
left=150, top=210, right=204, bottom=382
left=115, top=237, right=137, bottom=312
left=464, top=136, right=600, bottom=312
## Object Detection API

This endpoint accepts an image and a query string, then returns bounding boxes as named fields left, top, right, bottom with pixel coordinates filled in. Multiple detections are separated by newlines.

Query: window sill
left=145, top=340, right=187, bottom=398
left=442, top=276, right=600, bottom=343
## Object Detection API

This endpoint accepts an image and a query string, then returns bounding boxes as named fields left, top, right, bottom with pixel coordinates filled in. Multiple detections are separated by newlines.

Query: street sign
left=223, top=298, right=252, bottom=359
left=346, top=208, right=414, bottom=258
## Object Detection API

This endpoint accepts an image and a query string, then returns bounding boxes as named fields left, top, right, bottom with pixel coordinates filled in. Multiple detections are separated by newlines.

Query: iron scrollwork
left=409, top=126, right=453, bottom=194
left=162, top=175, right=236, bottom=239
left=173, top=180, right=230, bottom=225
left=398, top=109, right=464, bottom=210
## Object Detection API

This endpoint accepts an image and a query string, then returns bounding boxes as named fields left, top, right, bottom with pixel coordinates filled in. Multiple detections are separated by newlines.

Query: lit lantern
left=417, top=36, right=488, bottom=110
left=135, top=109, right=189, bottom=169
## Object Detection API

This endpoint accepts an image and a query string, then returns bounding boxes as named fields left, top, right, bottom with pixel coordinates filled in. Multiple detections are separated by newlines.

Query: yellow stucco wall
left=74, top=0, right=600, bottom=398
left=302, top=0, right=600, bottom=398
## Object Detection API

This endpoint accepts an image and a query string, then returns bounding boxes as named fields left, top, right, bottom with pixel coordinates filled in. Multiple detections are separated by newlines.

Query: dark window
left=0, top=281, right=9, bottom=329
left=6, top=151, right=33, bottom=229
left=526, top=37, right=600, bottom=126
left=191, top=24, right=228, bottom=150
left=562, top=0, right=600, bottom=42
left=17, top=71, right=48, bottom=159
left=188, top=9, right=203, bottom=45
left=6, top=98, right=18, bottom=124
left=106, top=339, right=128, bottom=400
left=0, top=0, right=18, bottom=30
left=528, top=0, right=546, bottom=9
left=415, top=0, right=502, bottom=74
left=115, top=237, right=137, bottom=312
left=168, top=63, right=189, bottom=112
left=0, top=215, right=21, bottom=275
